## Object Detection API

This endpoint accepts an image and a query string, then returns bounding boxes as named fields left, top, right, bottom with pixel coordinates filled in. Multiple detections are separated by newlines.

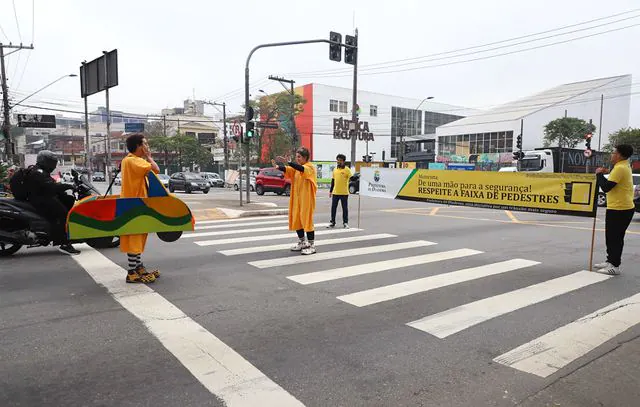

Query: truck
left=517, top=147, right=609, bottom=173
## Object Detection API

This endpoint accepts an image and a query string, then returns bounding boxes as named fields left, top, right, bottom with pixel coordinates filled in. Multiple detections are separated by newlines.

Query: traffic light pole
left=349, top=29, right=359, bottom=170
left=244, top=37, right=344, bottom=205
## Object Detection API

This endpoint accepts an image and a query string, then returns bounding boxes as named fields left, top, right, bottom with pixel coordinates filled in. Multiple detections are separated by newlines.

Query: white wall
left=310, top=84, right=475, bottom=162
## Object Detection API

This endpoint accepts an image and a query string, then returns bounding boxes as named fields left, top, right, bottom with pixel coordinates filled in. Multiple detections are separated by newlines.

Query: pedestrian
left=120, top=133, right=161, bottom=283
left=272, top=147, right=318, bottom=255
left=328, top=153, right=352, bottom=228
left=595, top=144, right=635, bottom=275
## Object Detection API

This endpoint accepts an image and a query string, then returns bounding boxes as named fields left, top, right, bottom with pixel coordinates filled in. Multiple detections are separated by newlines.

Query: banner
left=314, top=161, right=336, bottom=184
left=360, top=168, right=598, bottom=217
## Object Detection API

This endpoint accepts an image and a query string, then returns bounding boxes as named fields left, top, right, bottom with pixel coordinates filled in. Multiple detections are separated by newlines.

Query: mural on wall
left=436, top=152, right=514, bottom=164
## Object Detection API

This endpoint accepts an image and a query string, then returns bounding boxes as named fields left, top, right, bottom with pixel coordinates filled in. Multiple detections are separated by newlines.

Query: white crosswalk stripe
left=196, top=219, right=287, bottom=230
left=219, top=234, right=396, bottom=256
left=337, top=259, right=540, bottom=307
left=249, top=240, right=437, bottom=269
left=288, top=249, right=481, bottom=285
left=407, top=271, right=611, bottom=338
left=194, top=228, right=361, bottom=246
left=494, top=291, right=640, bottom=378
left=182, top=215, right=633, bottom=379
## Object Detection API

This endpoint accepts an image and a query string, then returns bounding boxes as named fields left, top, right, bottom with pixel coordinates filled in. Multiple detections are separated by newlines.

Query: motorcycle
left=0, top=169, right=120, bottom=257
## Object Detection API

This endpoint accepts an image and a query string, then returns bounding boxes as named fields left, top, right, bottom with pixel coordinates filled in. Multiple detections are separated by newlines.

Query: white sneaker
left=343, top=223, right=349, bottom=229
left=599, top=264, right=621, bottom=275
left=594, top=261, right=612, bottom=269
left=301, top=244, right=316, bottom=255
left=291, top=240, right=308, bottom=251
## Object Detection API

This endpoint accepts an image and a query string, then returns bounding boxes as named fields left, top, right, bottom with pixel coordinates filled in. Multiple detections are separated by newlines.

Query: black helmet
left=36, top=150, right=59, bottom=173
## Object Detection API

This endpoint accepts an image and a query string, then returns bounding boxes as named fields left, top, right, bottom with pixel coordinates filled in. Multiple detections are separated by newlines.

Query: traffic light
left=585, top=132, right=592, bottom=150
left=516, top=133, right=522, bottom=150
left=246, top=122, right=255, bottom=139
left=329, top=31, right=342, bottom=62
left=345, top=35, right=357, bottom=65
left=512, top=151, right=524, bottom=161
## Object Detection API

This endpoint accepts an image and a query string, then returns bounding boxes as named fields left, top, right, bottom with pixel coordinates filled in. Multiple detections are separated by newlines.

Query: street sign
left=232, top=122, right=242, bottom=137
left=80, top=49, right=118, bottom=98
left=17, top=114, right=56, bottom=128
left=584, top=149, right=593, bottom=158
left=124, top=122, right=145, bottom=132
left=256, top=122, right=279, bottom=129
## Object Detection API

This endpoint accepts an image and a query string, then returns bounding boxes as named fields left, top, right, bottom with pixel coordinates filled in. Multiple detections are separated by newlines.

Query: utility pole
left=205, top=101, right=229, bottom=175
left=1, top=43, right=34, bottom=163
left=597, top=94, right=604, bottom=151
left=268, top=75, right=297, bottom=155
left=349, top=29, right=359, bottom=168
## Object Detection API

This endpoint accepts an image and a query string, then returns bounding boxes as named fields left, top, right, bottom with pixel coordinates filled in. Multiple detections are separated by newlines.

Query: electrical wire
left=11, top=0, right=22, bottom=43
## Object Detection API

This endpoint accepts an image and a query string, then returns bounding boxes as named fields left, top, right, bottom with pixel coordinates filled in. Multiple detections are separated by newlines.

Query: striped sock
left=127, top=253, right=141, bottom=271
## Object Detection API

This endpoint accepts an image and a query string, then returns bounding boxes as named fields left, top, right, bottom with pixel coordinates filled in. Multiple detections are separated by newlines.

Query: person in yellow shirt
left=120, top=134, right=161, bottom=283
left=328, top=153, right=352, bottom=228
left=595, top=144, right=635, bottom=275
left=272, top=147, right=318, bottom=255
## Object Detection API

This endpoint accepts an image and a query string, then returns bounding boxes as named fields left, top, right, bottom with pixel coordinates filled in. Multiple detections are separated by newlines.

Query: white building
left=435, top=75, right=632, bottom=166
left=284, top=83, right=477, bottom=167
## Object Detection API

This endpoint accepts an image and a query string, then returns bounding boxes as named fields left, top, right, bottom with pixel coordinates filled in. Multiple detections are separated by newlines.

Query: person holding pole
left=328, top=153, right=351, bottom=229
left=120, top=134, right=161, bottom=283
left=595, top=144, right=635, bottom=275
left=272, top=147, right=318, bottom=255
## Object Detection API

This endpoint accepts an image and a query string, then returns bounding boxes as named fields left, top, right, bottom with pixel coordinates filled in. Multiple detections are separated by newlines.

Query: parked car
left=255, top=168, right=291, bottom=196
left=201, top=172, right=225, bottom=188
left=634, top=183, right=640, bottom=213
left=598, top=174, right=640, bottom=207
left=234, top=176, right=256, bottom=191
left=168, top=172, right=210, bottom=194
left=92, top=171, right=105, bottom=182
left=114, top=174, right=122, bottom=186
left=157, top=173, right=170, bottom=188
left=349, top=172, right=360, bottom=194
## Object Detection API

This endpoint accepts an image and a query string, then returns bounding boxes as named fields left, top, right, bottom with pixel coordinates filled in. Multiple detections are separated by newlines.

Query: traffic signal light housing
left=585, top=132, right=592, bottom=150
left=329, top=32, right=342, bottom=62
left=345, top=35, right=357, bottom=65
left=516, top=133, right=522, bottom=151
left=246, top=122, right=255, bottom=139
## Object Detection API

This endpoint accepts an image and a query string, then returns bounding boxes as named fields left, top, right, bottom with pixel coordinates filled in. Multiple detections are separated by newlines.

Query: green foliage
left=604, top=128, right=640, bottom=153
left=0, top=162, right=8, bottom=186
left=543, top=117, right=596, bottom=148
left=147, top=130, right=213, bottom=170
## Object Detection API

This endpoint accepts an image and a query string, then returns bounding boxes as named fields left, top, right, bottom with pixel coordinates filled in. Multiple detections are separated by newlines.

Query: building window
left=438, top=131, right=514, bottom=156
left=329, top=99, right=338, bottom=112
left=339, top=101, right=348, bottom=113
left=370, top=105, right=378, bottom=117
left=391, top=106, right=423, bottom=158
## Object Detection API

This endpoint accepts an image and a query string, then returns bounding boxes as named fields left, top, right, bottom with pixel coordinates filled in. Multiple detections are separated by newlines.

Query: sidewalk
left=188, top=198, right=288, bottom=221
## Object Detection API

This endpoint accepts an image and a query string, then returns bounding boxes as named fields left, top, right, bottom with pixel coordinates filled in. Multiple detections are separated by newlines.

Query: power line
left=0, top=22, right=8, bottom=42
left=11, top=0, right=22, bottom=43
left=287, top=8, right=640, bottom=77
left=15, top=0, right=34, bottom=91
left=297, top=22, right=640, bottom=79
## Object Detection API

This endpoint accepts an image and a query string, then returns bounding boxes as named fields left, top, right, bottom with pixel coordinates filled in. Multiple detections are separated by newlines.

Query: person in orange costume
left=272, top=147, right=318, bottom=255
left=120, top=133, right=161, bottom=283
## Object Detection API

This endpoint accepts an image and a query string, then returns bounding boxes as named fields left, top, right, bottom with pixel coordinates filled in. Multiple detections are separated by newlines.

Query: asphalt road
left=2, top=191, right=640, bottom=407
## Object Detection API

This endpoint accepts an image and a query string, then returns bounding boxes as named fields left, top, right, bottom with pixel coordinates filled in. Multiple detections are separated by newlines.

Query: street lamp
left=400, top=96, right=434, bottom=164
left=10, top=74, right=78, bottom=109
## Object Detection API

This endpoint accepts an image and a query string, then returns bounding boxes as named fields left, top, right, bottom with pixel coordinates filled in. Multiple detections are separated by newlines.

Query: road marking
left=250, top=240, right=437, bottom=269
left=408, top=271, right=611, bottom=339
left=505, top=211, right=519, bottom=223
left=196, top=219, right=288, bottom=230
left=288, top=248, right=480, bottom=285
left=194, top=228, right=361, bottom=246
left=72, top=245, right=304, bottom=406
left=429, top=207, right=440, bottom=215
left=338, top=259, right=539, bottom=307
left=197, top=215, right=288, bottom=225
left=220, top=234, right=396, bottom=256
left=495, top=291, right=640, bottom=378
left=183, top=223, right=329, bottom=239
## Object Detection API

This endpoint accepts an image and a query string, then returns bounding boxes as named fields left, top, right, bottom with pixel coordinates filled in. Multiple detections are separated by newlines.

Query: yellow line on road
left=505, top=211, right=520, bottom=223
left=430, top=207, right=440, bottom=216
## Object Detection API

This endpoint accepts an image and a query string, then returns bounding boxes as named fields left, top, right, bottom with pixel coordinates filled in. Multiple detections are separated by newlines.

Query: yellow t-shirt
left=332, top=166, right=352, bottom=195
left=606, top=160, right=634, bottom=210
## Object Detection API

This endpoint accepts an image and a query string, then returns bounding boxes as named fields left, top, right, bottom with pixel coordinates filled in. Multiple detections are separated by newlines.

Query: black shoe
left=58, top=244, right=81, bottom=256
left=327, top=222, right=336, bottom=229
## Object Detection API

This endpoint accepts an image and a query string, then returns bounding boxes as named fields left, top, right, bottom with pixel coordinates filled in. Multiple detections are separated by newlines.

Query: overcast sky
left=2, top=0, right=639, bottom=126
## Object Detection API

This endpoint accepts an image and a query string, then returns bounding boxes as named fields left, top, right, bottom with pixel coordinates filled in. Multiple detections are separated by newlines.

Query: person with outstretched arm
left=272, top=147, right=318, bottom=255
left=594, top=144, right=635, bottom=275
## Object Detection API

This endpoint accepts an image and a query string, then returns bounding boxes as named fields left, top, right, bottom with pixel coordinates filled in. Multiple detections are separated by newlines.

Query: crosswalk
left=181, top=216, right=640, bottom=379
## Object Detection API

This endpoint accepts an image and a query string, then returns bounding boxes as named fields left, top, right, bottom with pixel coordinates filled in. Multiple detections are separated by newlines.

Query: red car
left=255, top=167, right=291, bottom=196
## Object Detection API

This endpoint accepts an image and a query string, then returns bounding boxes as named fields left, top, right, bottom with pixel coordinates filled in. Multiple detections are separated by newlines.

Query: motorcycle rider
left=24, top=150, right=80, bottom=255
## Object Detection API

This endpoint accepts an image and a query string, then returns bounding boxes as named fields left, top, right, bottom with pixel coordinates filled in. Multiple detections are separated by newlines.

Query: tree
left=543, top=117, right=596, bottom=148
left=0, top=162, right=8, bottom=189
left=148, top=134, right=174, bottom=169
left=604, top=128, right=640, bottom=153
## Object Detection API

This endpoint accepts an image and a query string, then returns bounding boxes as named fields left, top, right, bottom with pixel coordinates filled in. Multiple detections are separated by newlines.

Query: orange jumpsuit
left=119, top=154, right=152, bottom=254
left=284, top=163, right=317, bottom=232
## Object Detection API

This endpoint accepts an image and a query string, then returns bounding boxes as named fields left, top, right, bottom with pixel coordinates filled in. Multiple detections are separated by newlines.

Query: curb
left=219, top=207, right=289, bottom=219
